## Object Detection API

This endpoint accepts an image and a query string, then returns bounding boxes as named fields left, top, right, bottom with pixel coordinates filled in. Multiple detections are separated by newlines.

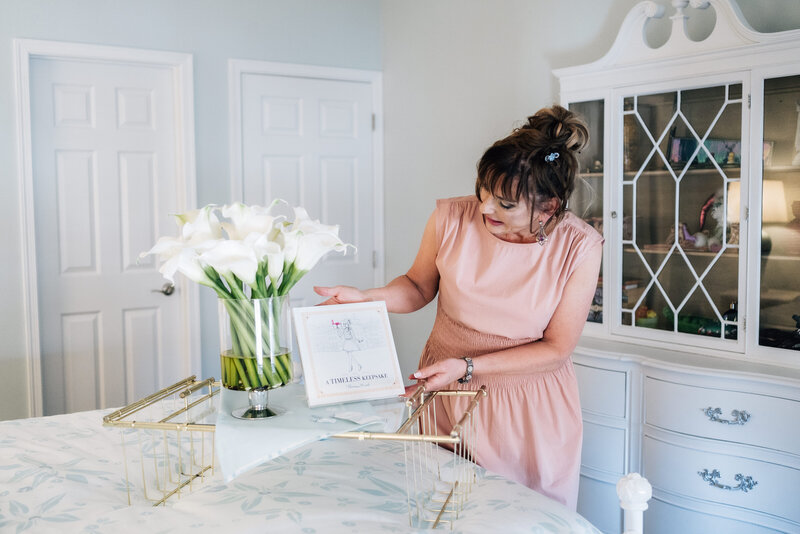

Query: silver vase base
left=231, top=387, right=285, bottom=420
left=231, top=404, right=286, bottom=419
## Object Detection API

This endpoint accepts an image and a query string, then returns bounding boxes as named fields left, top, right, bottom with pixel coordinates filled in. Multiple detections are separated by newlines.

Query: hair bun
left=524, top=105, right=588, bottom=153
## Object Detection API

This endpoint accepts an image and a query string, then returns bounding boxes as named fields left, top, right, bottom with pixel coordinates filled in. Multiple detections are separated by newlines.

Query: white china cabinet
left=555, top=1, right=800, bottom=533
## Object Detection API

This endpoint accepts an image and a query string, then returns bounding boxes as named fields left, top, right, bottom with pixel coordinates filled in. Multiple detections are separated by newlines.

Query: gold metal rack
left=102, top=376, right=219, bottom=506
left=103, top=377, right=488, bottom=530
left=335, top=385, right=487, bottom=530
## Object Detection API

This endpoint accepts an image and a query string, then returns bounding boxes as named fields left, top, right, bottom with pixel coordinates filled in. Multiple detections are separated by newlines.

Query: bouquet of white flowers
left=142, top=201, right=353, bottom=392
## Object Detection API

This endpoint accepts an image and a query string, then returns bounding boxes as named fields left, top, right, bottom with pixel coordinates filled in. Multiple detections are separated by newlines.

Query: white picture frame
left=292, top=301, right=405, bottom=407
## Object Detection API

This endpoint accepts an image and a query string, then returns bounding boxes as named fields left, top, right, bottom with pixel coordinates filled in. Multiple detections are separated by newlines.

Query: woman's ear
left=539, top=197, right=560, bottom=217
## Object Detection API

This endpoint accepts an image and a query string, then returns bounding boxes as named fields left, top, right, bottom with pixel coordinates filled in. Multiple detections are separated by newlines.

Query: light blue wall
left=0, top=0, right=381, bottom=420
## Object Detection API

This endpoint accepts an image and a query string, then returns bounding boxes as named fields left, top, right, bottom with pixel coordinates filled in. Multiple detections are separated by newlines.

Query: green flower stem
left=273, top=354, right=291, bottom=383
left=222, top=300, right=255, bottom=357
left=222, top=273, right=249, bottom=300
left=254, top=263, right=269, bottom=299
left=260, top=364, right=281, bottom=388
left=268, top=357, right=285, bottom=385
left=210, top=266, right=293, bottom=390
left=230, top=319, right=244, bottom=358
left=226, top=357, right=236, bottom=388
left=232, top=358, right=252, bottom=390
left=225, top=357, right=238, bottom=389
left=243, top=357, right=266, bottom=388
left=232, top=298, right=282, bottom=360
left=277, top=265, right=296, bottom=294
left=265, top=298, right=282, bottom=359
left=220, top=295, right=292, bottom=389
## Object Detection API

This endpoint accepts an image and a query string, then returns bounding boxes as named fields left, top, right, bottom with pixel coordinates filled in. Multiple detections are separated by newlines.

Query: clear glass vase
left=218, top=295, right=293, bottom=418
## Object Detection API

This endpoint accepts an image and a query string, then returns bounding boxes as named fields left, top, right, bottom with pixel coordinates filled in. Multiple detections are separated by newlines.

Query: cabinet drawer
left=643, top=435, right=800, bottom=526
left=644, top=377, right=800, bottom=455
left=577, top=475, right=622, bottom=534
left=575, top=364, right=627, bottom=418
left=645, top=497, right=785, bottom=534
left=581, top=421, right=626, bottom=474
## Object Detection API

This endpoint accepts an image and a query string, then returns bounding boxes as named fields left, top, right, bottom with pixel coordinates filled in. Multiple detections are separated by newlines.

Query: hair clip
left=545, top=152, right=560, bottom=163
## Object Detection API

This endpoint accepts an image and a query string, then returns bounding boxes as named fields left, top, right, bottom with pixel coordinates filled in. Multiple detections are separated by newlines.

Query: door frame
left=13, top=38, right=199, bottom=417
left=228, top=59, right=385, bottom=288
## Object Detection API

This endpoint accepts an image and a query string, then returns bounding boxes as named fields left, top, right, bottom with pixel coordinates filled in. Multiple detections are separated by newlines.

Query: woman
left=315, top=105, right=602, bottom=510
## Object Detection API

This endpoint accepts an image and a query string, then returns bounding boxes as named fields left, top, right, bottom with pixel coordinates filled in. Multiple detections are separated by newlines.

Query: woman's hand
left=313, top=285, right=370, bottom=306
left=403, top=357, right=467, bottom=395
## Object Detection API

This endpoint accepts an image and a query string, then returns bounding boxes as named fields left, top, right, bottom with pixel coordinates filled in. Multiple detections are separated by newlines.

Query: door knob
left=152, top=282, right=175, bottom=296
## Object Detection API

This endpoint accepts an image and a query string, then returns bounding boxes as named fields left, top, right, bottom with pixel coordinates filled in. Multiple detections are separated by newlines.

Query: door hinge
left=742, top=317, right=746, bottom=332
left=747, top=94, right=751, bottom=109
left=372, top=250, right=378, bottom=268
left=372, top=113, right=376, bottom=131
left=745, top=206, right=749, bottom=222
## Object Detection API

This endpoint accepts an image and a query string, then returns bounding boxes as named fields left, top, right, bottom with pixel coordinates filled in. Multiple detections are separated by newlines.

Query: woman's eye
left=499, top=202, right=515, bottom=209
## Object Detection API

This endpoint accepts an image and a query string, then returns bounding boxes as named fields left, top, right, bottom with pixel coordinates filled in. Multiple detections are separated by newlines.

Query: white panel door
left=30, top=57, right=187, bottom=415
left=240, top=73, right=376, bottom=307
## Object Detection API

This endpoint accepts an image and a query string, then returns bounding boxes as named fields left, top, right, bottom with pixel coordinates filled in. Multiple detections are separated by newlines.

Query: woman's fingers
left=313, top=285, right=368, bottom=305
left=313, top=286, right=334, bottom=295
left=405, top=359, right=463, bottom=392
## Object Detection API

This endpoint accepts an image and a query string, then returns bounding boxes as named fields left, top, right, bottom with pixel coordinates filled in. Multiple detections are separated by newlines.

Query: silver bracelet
left=457, top=357, right=474, bottom=384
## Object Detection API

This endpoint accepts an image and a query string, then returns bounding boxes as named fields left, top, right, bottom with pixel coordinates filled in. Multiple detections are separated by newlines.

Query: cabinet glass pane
left=759, top=74, right=800, bottom=351
left=569, top=99, right=604, bottom=324
left=621, top=84, right=741, bottom=340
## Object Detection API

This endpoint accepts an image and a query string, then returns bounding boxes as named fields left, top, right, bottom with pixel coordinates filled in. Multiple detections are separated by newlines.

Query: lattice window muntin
left=621, top=83, right=742, bottom=341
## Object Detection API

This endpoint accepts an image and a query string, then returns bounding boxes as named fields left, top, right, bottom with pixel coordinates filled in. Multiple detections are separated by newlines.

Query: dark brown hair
left=475, top=105, right=589, bottom=230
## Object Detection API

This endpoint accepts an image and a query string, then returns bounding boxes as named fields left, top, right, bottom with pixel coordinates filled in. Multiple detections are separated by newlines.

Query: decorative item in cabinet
left=620, top=83, right=742, bottom=342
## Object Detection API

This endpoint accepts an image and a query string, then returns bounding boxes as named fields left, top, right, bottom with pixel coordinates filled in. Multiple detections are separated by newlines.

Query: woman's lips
left=485, top=216, right=503, bottom=226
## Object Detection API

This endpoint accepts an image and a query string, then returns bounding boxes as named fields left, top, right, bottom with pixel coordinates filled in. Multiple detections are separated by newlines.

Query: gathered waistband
left=419, top=304, right=574, bottom=389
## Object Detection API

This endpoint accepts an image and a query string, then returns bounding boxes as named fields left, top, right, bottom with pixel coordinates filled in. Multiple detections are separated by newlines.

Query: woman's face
left=478, top=187, right=536, bottom=241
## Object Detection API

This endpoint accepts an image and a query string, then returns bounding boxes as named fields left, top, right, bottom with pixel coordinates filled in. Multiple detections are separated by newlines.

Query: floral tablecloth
left=0, top=409, right=601, bottom=533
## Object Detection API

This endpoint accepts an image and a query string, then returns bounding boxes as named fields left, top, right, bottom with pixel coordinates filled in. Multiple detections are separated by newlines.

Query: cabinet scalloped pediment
left=565, top=0, right=799, bottom=73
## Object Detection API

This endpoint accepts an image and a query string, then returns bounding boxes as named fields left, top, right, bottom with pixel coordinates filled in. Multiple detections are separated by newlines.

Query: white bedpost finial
left=617, top=473, right=652, bottom=534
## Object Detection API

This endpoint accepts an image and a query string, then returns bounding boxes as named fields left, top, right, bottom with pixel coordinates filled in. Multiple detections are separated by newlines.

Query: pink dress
left=419, top=196, right=603, bottom=510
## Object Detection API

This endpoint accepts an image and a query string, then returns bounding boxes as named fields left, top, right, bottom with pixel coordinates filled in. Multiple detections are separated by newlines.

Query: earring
left=537, top=220, right=548, bottom=246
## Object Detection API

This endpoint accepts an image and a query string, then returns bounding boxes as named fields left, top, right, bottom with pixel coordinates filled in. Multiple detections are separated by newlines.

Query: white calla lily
left=293, top=230, right=349, bottom=272
left=248, top=235, right=284, bottom=281
left=244, top=234, right=285, bottom=287
left=289, top=206, right=339, bottom=235
left=144, top=201, right=353, bottom=299
left=200, top=240, right=259, bottom=286
left=221, top=202, right=279, bottom=241
left=276, top=225, right=300, bottom=265
left=164, top=248, right=208, bottom=285
left=175, top=205, right=223, bottom=245
left=140, top=236, right=209, bottom=285
left=265, top=242, right=285, bottom=283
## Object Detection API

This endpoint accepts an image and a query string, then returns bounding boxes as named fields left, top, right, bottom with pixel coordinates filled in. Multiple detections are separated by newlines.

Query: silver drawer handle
left=703, top=407, right=750, bottom=425
left=698, top=469, right=758, bottom=493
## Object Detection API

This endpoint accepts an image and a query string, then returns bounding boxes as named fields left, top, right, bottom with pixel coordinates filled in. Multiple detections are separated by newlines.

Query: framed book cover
left=292, top=301, right=405, bottom=407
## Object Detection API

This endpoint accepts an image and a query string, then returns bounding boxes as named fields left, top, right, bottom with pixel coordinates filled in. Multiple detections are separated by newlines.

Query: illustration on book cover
left=304, top=310, right=394, bottom=392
